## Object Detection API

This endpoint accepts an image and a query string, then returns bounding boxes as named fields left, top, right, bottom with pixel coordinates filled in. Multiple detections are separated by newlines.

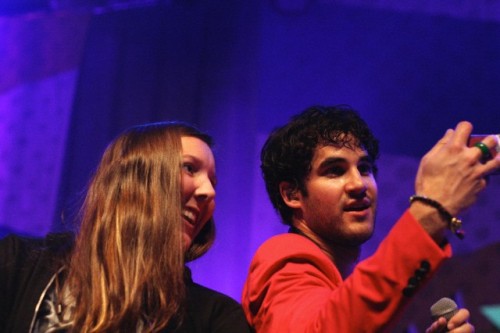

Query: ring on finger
left=474, top=142, right=492, bottom=162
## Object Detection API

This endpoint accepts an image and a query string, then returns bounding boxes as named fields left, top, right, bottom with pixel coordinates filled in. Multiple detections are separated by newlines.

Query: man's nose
left=345, top=170, right=367, bottom=194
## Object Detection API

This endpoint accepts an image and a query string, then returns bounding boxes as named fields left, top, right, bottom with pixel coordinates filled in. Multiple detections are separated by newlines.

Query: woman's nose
left=195, top=176, right=216, bottom=201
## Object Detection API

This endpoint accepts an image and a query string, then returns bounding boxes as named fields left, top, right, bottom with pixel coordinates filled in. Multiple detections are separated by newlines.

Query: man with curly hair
left=242, top=105, right=498, bottom=332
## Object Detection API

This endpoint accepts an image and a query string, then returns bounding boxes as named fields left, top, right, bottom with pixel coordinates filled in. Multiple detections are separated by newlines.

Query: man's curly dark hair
left=260, top=105, right=380, bottom=225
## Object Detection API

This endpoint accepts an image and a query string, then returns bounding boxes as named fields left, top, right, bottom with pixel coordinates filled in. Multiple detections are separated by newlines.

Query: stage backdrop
left=1, top=1, right=499, bottom=330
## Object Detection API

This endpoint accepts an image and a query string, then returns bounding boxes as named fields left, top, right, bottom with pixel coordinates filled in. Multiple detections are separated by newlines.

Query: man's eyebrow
left=317, top=155, right=373, bottom=169
left=359, top=155, right=374, bottom=164
left=317, top=157, right=347, bottom=171
left=319, top=157, right=345, bottom=166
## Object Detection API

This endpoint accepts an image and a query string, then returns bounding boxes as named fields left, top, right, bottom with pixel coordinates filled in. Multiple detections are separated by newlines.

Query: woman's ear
left=279, top=181, right=301, bottom=208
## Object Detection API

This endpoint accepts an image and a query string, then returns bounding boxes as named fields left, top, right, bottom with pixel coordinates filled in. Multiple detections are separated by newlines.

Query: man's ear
left=279, top=181, right=301, bottom=208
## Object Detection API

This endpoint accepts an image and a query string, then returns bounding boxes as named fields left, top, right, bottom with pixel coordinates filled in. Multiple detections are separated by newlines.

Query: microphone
left=430, top=297, right=458, bottom=322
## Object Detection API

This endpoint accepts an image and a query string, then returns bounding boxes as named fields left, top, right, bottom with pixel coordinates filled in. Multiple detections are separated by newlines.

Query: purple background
left=1, top=1, right=499, bottom=330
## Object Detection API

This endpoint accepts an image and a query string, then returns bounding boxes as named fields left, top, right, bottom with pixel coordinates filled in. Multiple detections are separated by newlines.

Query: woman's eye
left=183, top=163, right=195, bottom=174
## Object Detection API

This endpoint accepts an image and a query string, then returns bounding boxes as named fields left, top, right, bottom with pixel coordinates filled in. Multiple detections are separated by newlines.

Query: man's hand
left=425, top=308, right=475, bottom=333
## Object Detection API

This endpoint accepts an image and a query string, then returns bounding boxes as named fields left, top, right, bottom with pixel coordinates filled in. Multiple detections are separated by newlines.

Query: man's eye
left=327, top=166, right=345, bottom=176
left=358, top=163, right=373, bottom=175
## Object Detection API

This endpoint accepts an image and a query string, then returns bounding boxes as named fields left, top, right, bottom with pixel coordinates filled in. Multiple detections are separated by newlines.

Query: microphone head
left=430, top=297, right=459, bottom=321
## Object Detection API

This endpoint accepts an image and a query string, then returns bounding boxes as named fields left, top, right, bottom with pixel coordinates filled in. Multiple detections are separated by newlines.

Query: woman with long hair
left=1, top=122, right=251, bottom=333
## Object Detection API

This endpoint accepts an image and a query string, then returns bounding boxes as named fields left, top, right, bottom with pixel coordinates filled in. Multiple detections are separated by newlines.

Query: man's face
left=293, top=142, right=378, bottom=247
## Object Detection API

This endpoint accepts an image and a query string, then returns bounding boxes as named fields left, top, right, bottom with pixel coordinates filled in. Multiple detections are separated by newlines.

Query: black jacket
left=0, top=233, right=251, bottom=333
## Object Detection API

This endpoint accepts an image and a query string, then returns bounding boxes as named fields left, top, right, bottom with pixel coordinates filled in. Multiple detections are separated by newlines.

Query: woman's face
left=180, top=136, right=216, bottom=249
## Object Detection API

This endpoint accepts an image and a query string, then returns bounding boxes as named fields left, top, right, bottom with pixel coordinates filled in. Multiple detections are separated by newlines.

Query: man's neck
left=291, top=222, right=361, bottom=279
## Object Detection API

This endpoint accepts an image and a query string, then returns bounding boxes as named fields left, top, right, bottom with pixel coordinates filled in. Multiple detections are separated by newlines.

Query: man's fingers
left=452, top=121, right=474, bottom=145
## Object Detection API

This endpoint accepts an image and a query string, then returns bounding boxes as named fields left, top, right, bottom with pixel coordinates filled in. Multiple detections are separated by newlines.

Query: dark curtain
left=54, top=1, right=261, bottom=299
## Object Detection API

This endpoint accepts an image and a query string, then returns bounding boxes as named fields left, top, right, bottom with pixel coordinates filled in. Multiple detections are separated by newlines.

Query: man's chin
left=342, top=228, right=374, bottom=247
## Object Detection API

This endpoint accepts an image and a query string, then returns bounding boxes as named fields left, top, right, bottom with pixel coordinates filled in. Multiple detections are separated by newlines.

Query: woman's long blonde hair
left=63, top=122, right=215, bottom=332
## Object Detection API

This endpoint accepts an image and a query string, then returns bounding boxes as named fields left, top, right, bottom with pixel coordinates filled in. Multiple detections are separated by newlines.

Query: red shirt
left=242, top=210, right=452, bottom=333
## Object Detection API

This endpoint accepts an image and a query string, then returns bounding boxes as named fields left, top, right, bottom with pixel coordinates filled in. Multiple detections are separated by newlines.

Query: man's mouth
left=344, top=201, right=371, bottom=212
